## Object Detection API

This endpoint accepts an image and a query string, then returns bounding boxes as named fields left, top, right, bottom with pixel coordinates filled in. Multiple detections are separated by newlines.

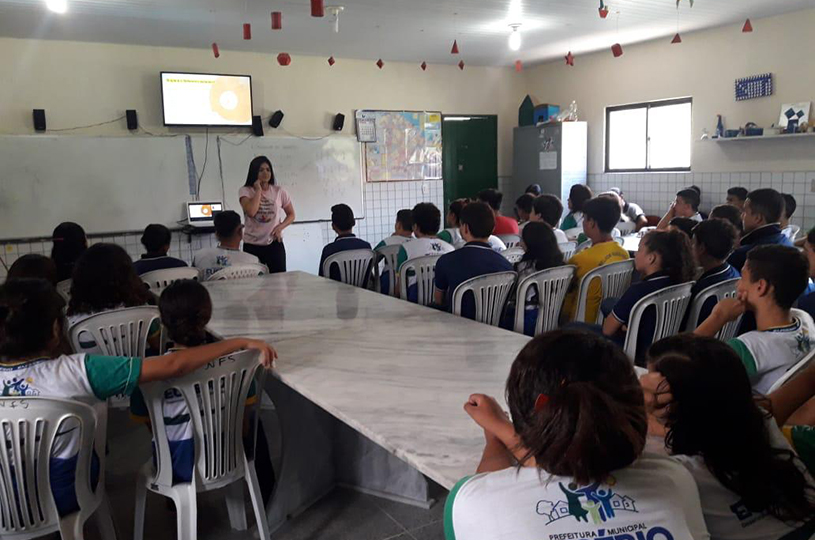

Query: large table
left=204, top=272, right=530, bottom=528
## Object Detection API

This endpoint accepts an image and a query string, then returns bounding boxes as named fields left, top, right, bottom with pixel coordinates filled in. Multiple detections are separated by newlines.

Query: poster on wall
left=357, top=110, right=442, bottom=182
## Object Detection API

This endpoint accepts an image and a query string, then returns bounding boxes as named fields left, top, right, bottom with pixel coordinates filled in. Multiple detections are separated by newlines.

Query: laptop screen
left=187, top=202, right=223, bottom=223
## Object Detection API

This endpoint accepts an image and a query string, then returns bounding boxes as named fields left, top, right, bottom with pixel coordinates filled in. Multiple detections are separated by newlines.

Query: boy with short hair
left=375, top=209, right=414, bottom=249
left=396, top=203, right=454, bottom=300
left=727, top=188, right=793, bottom=272
left=561, top=197, right=630, bottom=323
left=133, top=223, right=188, bottom=275
left=695, top=245, right=812, bottom=393
left=530, top=195, right=568, bottom=243
left=477, top=188, right=519, bottom=235
left=686, top=219, right=741, bottom=326
left=192, top=211, right=262, bottom=279
left=726, top=187, right=748, bottom=209
left=434, top=202, right=513, bottom=317
left=319, top=203, right=372, bottom=280
left=657, top=188, right=703, bottom=230
left=515, top=194, right=535, bottom=232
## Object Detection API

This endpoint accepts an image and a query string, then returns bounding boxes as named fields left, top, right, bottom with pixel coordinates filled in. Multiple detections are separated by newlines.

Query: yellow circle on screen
left=209, top=77, right=251, bottom=123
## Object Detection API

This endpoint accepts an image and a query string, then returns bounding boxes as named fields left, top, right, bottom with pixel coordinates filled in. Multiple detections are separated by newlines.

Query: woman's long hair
left=243, top=155, right=276, bottom=187
left=67, top=243, right=151, bottom=315
left=520, top=222, right=564, bottom=271
left=649, top=334, right=815, bottom=523
left=640, top=230, right=696, bottom=283
left=51, top=222, right=87, bottom=282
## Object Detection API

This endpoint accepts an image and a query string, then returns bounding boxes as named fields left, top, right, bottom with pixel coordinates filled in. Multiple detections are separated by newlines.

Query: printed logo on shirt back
left=536, top=481, right=638, bottom=525
left=729, top=499, right=770, bottom=529
left=2, top=377, right=40, bottom=396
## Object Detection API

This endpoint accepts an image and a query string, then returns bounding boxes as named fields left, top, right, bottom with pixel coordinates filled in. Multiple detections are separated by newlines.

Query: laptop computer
left=186, top=201, right=223, bottom=227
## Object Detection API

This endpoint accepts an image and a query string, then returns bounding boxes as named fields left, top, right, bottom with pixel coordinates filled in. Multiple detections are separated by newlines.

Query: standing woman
left=239, top=156, right=296, bottom=273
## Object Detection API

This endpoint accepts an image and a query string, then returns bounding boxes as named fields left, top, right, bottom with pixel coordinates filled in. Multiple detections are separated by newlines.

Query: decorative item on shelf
left=277, top=53, right=292, bottom=66
left=611, top=43, right=623, bottom=57
left=519, top=95, right=535, bottom=127
left=271, top=11, right=283, bottom=30
left=735, top=73, right=772, bottom=101
left=565, top=51, right=575, bottom=66
left=799, top=122, right=809, bottom=134
left=714, top=114, right=725, bottom=139
left=724, top=129, right=741, bottom=139
left=534, top=104, right=560, bottom=124
left=700, top=128, right=709, bottom=140
left=243, top=23, right=252, bottom=40
left=211, top=43, right=220, bottom=58
left=555, top=101, right=578, bottom=122
left=599, top=0, right=609, bottom=18
left=779, top=102, right=810, bottom=133
left=744, top=122, right=763, bottom=137
left=742, top=19, right=753, bottom=32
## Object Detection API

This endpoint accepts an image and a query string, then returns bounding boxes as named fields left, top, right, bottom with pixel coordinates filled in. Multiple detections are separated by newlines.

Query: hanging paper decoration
left=211, top=43, right=220, bottom=58
left=271, top=12, right=282, bottom=30
left=611, top=43, right=623, bottom=57
left=311, top=0, right=324, bottom=17
left=676, top=0, right=694, bottom=6
left=742, top=19, right=753, bottom=32
left=515, top=60, right=523, bottom=72
left=671, top=32, right=682, bottom=44
left=277, top=53, right=292, bottom=66
left=328, top=56, right=336, bottom=66
left=451, top=40, right=459, bottom=54
left=565, top=51, right=575, bottom=66
left=421, top=61, right=428, bottom=71
left=458, top=60, right=465, bottom=70
left=376, top=58, right=384, bottom=69
left=599, top=0, right=609, bottom=19
left=243, top=23, right=252, bottom=40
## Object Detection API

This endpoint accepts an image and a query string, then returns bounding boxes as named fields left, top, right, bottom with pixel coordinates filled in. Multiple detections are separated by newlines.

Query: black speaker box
left=252, top=115, right=264, bottom=136
left=269, top=110, right=284, bottom=128
left=33, top=109, right=46, bottom=132
left=332, top=113, right=345, bottom=131
left=126, top=109, right=138, bottom=130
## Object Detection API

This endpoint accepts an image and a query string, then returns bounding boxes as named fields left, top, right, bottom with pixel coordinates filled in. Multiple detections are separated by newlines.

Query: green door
left=442, top=115, right=498, bottom=211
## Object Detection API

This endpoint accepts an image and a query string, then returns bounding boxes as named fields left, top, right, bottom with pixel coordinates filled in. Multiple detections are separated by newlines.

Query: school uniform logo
left=536, top=481, right=637, bottom=525
left=1, top=377, right=40, bottom=396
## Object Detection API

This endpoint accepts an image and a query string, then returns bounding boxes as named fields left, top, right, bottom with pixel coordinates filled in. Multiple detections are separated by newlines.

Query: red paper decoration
left=243, top=23, right=252, bottom=40
left=458, top=60, right=465, bottom=70
left=565, top=51, right=574, bottom=66
left=271, top=12, right=282, bottom=30
left=515, top=60, right=523, bottom=72
left=328, top=56, right=336, bottom=66
left=451, top=40, right=459, bottom=54
left=611, top=43, right=623, bottom=57
left=599, top=0, right=609, bottom=18
left=311, top=0, right=324, bottom=17
left=421, top=61, right=427, bottom=71
left=376, top=58, right=384, bottom=69
left=671, top=32, right=682, bottom=44
left=277, top=53, right=292, bottom=66
left=742, top=19, right=753, bottom=32
left=211, top=43, right=220, bottom=58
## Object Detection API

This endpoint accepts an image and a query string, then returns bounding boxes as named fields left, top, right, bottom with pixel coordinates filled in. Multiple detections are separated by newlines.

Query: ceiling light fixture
left=326, top=6, right=344, bottom=33
left=45, top=0, right=68, bottom=13
left=508, top=24, right=522, bottom=51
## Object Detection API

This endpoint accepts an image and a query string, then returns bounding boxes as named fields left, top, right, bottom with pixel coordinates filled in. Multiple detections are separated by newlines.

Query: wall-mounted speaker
left=269, top=110, right=284, bottom=128
left=252, top=115, right=264, bottom=136
left=126, top=110, right=138, bottom=130
left=33, top=109, right=46, bottom=132
left=332, top=113, right=345, bottom=131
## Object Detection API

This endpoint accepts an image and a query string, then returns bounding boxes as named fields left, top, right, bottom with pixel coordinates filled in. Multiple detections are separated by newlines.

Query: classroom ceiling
left=0, top=0, right=811, bottom=66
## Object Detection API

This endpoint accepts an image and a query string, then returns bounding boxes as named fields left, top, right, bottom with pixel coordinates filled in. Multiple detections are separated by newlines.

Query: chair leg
left=133, top=479, right=148, bottom=540
left=59, top=512, right=85, bottom=540
left=170, top=485, right=198, bottom=540
left=245, top=460, right=271, bottom=540
left=225, top=482, right=248, bottom=531
left=92, top=495, right=118, bottom=540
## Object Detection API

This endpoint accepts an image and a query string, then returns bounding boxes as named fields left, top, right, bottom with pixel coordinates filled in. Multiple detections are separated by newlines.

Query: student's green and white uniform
left=374, top=234, right=413, bottom=250
left=396, top=237, right=454, bottom=297
left=375, top=235, right=413, bottom=294
left=560, top=211, right=584, bottom=231
left=438, top=228, right=506, bottom=252
left=726, top=315, right=812, bottom=394
left=444, top=453, right=709, bottom=540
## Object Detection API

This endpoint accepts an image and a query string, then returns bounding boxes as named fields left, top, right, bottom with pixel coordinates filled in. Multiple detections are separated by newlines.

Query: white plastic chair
left=767, top=346, right=815, bottom=393
left=0, top=397, right=116, bottom=540
left=558, top=242, right=577, bottom=261
left=782, top=224, right=801, bottom=242
left=623, top=282, right=695, bottom=361
left=68, top=306, right=159, bottom=357
left=56, top=279, right=72, bottom=303
left=574, top=239, right=592, bottom=254
left=574, top=259, right=635, bottom=324
left=398, top=255, right=442, bottom=306
left=133, top=350, right=269, bottom=540
left=207, top=263, right=268, bottom=281
left=617, top=221, right=637, bottom=234
left=514, top=265, right=576, bottom=335
left=501, top=247, right=525, bottom=264
left=683, top=278, right=742, bottom=340
left=375, top=244, right=402, bottom=296
left=497, top=234, right=521, bottom=249
left=452, top=271, right=517, bottom=326
left=141, top=267, right=199, bottom=290
left=322, top=249, right=376, bottom=288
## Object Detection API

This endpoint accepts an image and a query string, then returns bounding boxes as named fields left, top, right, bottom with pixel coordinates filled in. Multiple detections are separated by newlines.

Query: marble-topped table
left=204, top=272, right=530, bottom=525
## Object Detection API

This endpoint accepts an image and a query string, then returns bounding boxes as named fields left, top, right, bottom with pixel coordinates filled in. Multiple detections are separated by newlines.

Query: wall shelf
left=706, top=132, right=815, bottom=143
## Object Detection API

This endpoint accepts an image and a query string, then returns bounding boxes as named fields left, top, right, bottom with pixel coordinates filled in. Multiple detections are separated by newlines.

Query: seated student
left=695, top=245, right=811, bottom=393
left=709, top=203, right=743, bottom=234
left=438, top=199, right=507, bottom=252
left=657, top=188, right=703, bottom=230
left=769, top=361, right=815, bottom=474
left=726, top=186, right=748, bottom=210
left=319, top=203, right=372, bottom=281
left=395, top=203, right=454, bottom=301
left=561, top=197, right=629, bottom=323
left=192, top=211, right=262, bottom=280
left=524, top=183, right=542, bottom=196
left=530, top=195, right=569, bottom=243
left=374, top=209, right=414, bottom=294
left=668, top=217, right=697, bottom=238
left=51, top=221, right=87, bottom=282
left=434, top=202, right=513, bottom=317
left=132, top=224, right=188, bottom=275
left=559, top=184, right=593, bottom=233
left=644, top=335, right=815, bottom=539
left=610, top=187, right=647, bottom=231
left=686, top=219, right=740, bottom=327
left=514, top=194, right=534, bottom=232
left=688, top=185, right=706, bottom=219
left=0, top=278, right=275, bottom=518
left=602, top=230, right=695, bottom=364
left=477, top=188, right=519, bottom=235
left=798, top=228, right=815, bottom=321
left=780, top=192, right=798, bottom=239
left=727, top=188, right=793, bottom=272
left=513, top=222, right=565, bottom=335
left=6, top=254, right=58, bottom=285
left=447, top=330, right=709, bottom=540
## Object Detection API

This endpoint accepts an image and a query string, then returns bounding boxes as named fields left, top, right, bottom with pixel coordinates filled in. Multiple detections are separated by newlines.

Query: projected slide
left=162, top=73, right=253, bottom=126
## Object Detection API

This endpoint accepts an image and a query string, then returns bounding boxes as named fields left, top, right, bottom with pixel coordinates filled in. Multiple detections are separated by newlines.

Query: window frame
left=604, top=97, right=693, bottom=173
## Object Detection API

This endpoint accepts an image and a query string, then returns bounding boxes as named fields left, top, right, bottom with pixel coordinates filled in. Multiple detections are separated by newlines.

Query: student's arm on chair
left=693, top=297, right=746, bottom=337
left=602, top=312, right=624, bottom=336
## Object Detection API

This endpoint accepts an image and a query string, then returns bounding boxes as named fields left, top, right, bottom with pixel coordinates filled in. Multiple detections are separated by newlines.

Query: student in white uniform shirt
left=644, top=334, right=815, bottom=540
left=657, top=188, right=704, bottom=231
left=396, top=203, right=454, bottom=300
left=446, top=330, right=709, bottom=540
left=530, top=194, right=569, bottom=243
left=375, top=209, right=415, bottom=295
left=192, top=210, right=264, bottom=280
left=439, top=198, right=506, bottom=252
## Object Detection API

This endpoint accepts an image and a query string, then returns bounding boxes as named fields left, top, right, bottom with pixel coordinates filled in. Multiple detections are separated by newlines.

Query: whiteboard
left=217, top=135, right=364, bottom=222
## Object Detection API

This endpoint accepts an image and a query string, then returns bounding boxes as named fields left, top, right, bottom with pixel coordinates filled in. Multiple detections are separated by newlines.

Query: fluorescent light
left=445, top=117, right=472, bottom=121
left=508, top=24, right=521, bottom=51
left=45, top=0, right=68, bottom=13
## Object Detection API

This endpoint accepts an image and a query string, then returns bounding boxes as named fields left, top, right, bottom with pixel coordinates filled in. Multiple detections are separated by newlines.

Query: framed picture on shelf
left=778, top=102, right=810, bottom=130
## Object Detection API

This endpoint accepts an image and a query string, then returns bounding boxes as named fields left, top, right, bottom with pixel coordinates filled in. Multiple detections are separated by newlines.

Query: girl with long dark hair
left=51, top=221, right=87, bottom=282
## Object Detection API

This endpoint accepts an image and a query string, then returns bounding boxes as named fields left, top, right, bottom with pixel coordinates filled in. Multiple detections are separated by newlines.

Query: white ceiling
left=0, top=0, right=812, bottom=66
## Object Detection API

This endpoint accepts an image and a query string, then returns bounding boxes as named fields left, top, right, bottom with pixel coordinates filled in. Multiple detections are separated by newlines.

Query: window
left=605, top=98, right=692, bottom=172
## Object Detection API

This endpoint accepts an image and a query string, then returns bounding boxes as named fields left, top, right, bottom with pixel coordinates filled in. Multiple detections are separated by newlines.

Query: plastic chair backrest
left=767, top=344, right=815, bottom=394
left=623, top=282, right=695, bottom=361
left=574, top=239, right=592, bottom=254
left=68, top=306, right=159, bottom=356
left=399, top=255, right=442, bottom=306
left=617, top=221, right=637, bottom=234
left=141, top=267, right=200, bottom=291
left=514, top=265, right=576, bottom=335
left=574, top=259, right=635, bottom=324
left=56, top=279, right=72, bottom=303
left=452, top=271, right=517, bottom=326
left=375, top=244, right=402, bottom=296
left=207, top=263, right=268, bottom=281
left=0, top=397, right=99, bottom=538
left=683, top=278, right=741, bottom=339
left=137, top=350, right=261, bottom=491
left=501, top=247, right=525, bottom=264
left=322, top=249, right=376, bottom=288
left=497, top=234, right=521, bottom=249
left=558, top=242, right=577, bottom=261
